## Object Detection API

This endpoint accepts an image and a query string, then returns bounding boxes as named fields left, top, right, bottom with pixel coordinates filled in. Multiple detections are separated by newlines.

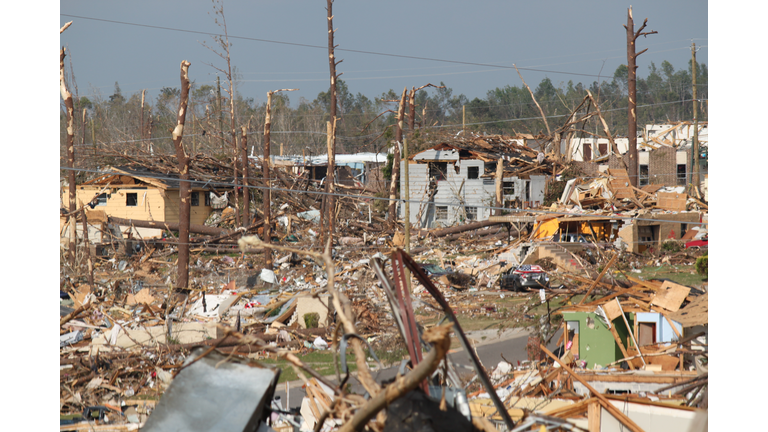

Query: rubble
left=60, top=128, right=707, bottom=431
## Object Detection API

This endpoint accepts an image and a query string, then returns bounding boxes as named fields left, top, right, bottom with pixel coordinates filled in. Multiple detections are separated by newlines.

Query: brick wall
left=648, top=147, right=677, bottom=186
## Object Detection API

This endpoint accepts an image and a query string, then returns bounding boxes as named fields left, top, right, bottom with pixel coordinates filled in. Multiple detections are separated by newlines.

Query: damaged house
left=401, top=135, right=553, bottom=229
left=60, top=166, right=220, bottom=241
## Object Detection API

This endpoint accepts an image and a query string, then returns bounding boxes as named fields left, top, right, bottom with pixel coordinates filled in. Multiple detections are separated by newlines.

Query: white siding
left=401, top=159, right=545, bottom=228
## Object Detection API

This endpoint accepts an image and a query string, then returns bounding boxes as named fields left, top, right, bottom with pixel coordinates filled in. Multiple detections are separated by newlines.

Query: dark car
left=500, top=264, right=550, bottom=292
left=418, top=263, right=452, bottom=277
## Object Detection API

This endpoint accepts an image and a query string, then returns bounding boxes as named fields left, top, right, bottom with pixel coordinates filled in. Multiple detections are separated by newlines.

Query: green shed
left=561, top=311, right=635, bottom=369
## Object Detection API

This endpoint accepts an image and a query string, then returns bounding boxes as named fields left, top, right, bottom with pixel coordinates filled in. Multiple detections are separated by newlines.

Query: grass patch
left=616, top=264, right=707, bottom=287
left=260, top=351, right=360, bottom=384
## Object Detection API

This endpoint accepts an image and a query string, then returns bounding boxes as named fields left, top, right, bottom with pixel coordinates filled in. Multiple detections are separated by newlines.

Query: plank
left=650, top=281, right=691, bottom=312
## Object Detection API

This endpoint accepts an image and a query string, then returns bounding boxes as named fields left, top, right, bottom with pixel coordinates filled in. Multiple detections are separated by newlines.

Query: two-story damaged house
left=400, top=135, right=553, bottom=229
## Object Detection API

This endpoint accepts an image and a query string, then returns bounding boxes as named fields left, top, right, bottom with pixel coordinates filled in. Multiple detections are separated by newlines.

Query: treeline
left=61, top=59, right=707, bottom=170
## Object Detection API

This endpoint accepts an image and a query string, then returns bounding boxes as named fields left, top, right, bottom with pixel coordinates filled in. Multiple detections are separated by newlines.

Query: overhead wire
left=66, top=97, right=708, bottom=148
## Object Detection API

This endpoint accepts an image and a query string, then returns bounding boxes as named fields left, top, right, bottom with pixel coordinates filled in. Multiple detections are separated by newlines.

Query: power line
left=59, top=166, right=705, bottom=225
left=59, top=13, right=635, bottom=80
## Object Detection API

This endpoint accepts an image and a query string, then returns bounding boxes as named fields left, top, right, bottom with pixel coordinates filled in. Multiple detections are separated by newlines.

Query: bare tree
left=60, top=47, right=76, bottom=268
left=263, top=89, right=298, bottom=267
left=201, top=0, right=244, bottom=225
left=387, top=88, right=407, bottom=227
left=322, top=0, right=342, bottom=246
left=172, top=61, right=193, bottom=289
left=624, top=6, right=656, bottom=187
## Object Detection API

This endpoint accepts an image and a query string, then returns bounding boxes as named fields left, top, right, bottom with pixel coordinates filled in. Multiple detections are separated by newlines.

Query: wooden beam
left=588, top=400, right=601, bottom=432
left=539, top=344, right=646, bottom=432
left=608, top=323, right=636, bottom=370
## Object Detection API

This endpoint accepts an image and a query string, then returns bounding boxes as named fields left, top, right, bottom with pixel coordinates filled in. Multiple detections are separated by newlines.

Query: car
left=685, top=235, right=708, bottom=249
left=500, top=264, right=550, bottom=292
left=418, top=263, right=452, bottom=277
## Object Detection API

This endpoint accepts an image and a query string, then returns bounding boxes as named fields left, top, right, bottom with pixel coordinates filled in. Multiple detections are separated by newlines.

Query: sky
left=58, top=0, right=708, bottom=107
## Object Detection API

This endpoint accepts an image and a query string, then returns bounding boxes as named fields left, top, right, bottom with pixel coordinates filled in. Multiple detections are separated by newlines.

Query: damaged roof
left=82, top=165, right=214, bottom=190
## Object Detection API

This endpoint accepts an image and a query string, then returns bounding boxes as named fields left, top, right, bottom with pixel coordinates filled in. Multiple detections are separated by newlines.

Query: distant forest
left=61, top=59, right=707, bottom=169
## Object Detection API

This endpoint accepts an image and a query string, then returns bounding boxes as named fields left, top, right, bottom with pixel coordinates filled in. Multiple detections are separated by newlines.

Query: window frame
left=429, top=162, right=448, bottom=181
left=435, top=205, right=448, bottom=221
left=465, top=206, right=477, bottom=221
left=126, top=192, right=138, bottom=207
left=467, top=166, right=479, bottom=180
left=191, top=191, right=200, bottom=206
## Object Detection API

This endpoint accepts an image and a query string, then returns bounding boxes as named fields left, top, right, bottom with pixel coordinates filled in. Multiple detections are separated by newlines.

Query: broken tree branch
left=338, top=324, right=453, bottom=432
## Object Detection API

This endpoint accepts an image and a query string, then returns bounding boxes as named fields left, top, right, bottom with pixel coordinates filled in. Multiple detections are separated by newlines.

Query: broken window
left=503, top=181, right=515, bottom=195
left=96, top=193, right=108, bottom=206
left=583, top=143, right=592, bottom=161
left=126, top=193, right=138, bottom=207
left=598, top=143, right=608, bottom=156
left=639, top=165, right=649, bottom=186
left=677, top=164, right=687, bottom=186
left=467, top=166, right=479, bottom=179
left=465, top=206, right=477, bottom=221
left=435, top=206, right=448, bottom=220
left=191, top=191, right=199, bottom=206
left=204, top=192, right=211, bottom=207
left=428, top=162, right=448, bottom=181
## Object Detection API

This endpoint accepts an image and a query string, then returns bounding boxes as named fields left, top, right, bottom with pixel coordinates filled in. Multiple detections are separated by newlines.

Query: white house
left=400, top=137, right=548, bottom=229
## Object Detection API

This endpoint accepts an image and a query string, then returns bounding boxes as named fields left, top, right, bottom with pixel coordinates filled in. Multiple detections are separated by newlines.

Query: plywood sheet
left=650, top=281, right=691, bottom=312
left=607, top=169, right=634, bottom=200
left=602, top=300, right=623, bottom=322
left=668, top=293, right=708, bottom=327
left=657, top=192, right=688, bottom=212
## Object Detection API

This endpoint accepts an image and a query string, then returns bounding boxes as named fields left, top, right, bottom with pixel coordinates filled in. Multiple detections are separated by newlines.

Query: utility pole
left=691, top=42, right=700, bottom=193
left=624, top=6, right=656, bottom=188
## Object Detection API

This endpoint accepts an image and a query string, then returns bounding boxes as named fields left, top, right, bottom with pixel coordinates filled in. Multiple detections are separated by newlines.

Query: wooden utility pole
left=691, top=42, right=700, bottom=192
left=322, top=0, right=342, bottom=246
left=60, top=47, right=76, bottom=268
left=624, top=6, right=656, bottom=187
left=171, top=60, right=193, bottom=289
left=387, top=88, right=407, bottom=227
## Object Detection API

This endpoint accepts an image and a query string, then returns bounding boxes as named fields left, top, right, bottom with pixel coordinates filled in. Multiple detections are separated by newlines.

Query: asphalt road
left=272, top=326, right=563, bottom=411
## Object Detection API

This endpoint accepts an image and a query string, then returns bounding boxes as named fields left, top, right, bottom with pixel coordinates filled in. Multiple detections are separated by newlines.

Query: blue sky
left=58, top=1, right=708, bottom=106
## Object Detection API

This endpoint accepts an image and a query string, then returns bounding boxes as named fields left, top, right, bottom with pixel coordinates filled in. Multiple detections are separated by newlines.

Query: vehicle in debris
left=418, top=263, right=453, bottom=277
left=499, top=264, right=550, bottom=292
left=685, top=235, right=708, bottom=249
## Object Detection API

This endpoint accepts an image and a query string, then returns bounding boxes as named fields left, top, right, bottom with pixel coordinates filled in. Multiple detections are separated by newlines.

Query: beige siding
left=164, top=190, right=213, bottom=225
left=64, top=186, right=213, bottom=227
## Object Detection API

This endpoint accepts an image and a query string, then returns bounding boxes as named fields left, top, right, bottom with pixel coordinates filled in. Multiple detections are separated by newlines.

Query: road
left=272, top=326, right=563, bottom=411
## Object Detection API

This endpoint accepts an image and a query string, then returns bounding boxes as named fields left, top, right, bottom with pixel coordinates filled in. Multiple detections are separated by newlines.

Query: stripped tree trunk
left=240, top=126, right=250, bottom=226
left=264, top=88, right=299, bottom=268
left=60, top=47, right=77, bottom=268
left=171, top=61, right=192, bottom=289
left=81, top=210, right=94, bottom=287
left=263, top=92, right=273, bottom=268
left=624, top=7, right=656, bottom=188
left=387, top=88, right=407, bottom=227
left=322, top=0, right=341, bottom=246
